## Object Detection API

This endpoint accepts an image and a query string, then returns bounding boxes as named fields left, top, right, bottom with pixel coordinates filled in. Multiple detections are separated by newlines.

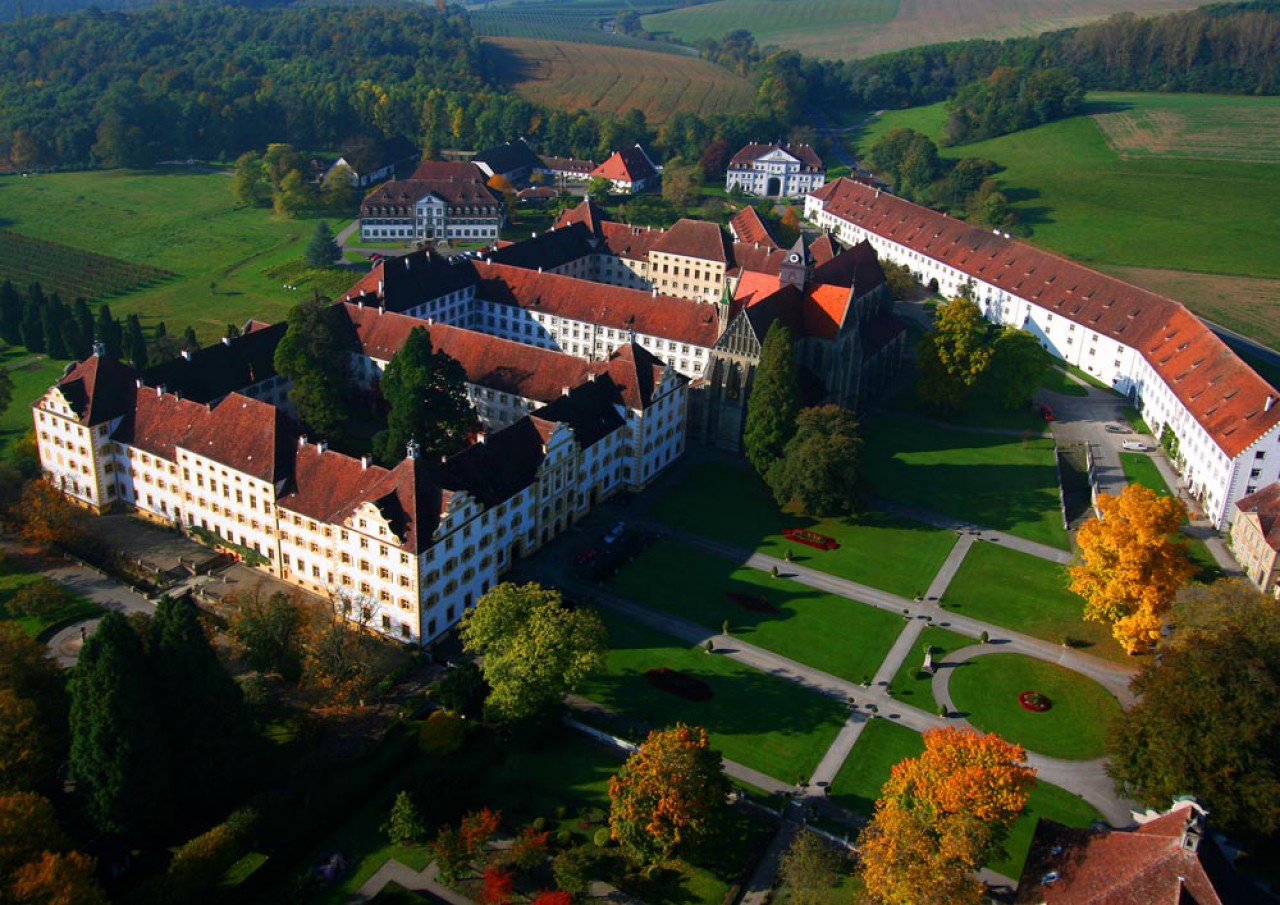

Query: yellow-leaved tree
left=858, top=727, right=1035, bottom=905
left=1069, top=483, right=1195, bottom=653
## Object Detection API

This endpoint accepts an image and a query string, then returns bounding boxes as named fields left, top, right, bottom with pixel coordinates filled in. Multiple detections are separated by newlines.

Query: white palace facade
left=34, top=303, right=688, bottom=646
left=806, top=178, right=1280, bottom=528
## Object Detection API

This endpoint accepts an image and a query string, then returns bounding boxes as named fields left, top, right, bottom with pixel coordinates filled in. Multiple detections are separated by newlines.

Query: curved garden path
left=930, top=643, right=1129, bottom=825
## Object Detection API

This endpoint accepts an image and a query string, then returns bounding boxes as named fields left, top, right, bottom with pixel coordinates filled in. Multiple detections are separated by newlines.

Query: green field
left=826, top=719, right=1103, bottom=879
left=0, top=565, right=102, bottom=638
left=858, top=94, right=1280, bottom=347
left=641, top=0, right=1198, bottom=61
left=648, top=461, right=958, bottom=598
left=948, top=653, right=1122, bottom=760
left=1091, top=92, right=1280, bottom=163
left=940, top=542, right=1131, bottom=662
left=0, top=169, right=355, bottom=344
left=580, top=609, right=848, bottom=781
left=611, top=540, right=907, bottom=684
left=861, top=413, right=1067, bottom=549
left=1, top=356, right=67, bottom=451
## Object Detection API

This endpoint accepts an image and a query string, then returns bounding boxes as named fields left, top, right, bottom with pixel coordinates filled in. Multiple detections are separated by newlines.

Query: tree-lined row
left=0, top=279, right=198, bottom=368
left=230, top=143, right=356, bottom=217
left=0, top=231, right=174, bottom=303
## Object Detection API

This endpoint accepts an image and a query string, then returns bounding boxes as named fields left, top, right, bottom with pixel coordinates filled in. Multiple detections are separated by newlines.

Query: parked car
left=604, top=521, right=626, bottom=544
left=1104, top=424, right=1130, bottom=434
left=1122, top=440, right=1149, bottom=451
left=1040, top=405, right=1056, bottom=421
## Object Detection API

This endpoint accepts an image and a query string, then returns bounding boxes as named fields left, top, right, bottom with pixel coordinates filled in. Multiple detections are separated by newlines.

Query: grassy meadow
left=642, top=0, right=1201, bottom=60
left=857, top=93, right=1280, bottom=349
left=0, top=169, right=359, bottom=344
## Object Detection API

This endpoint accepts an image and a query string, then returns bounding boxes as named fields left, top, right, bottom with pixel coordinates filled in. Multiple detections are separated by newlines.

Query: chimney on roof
left=1267, top=396, right=1275, bottom=412
left=378, top=279, right=384, bottom=294
left=562, top=386, right=570, bottom=396
left=361, top=454, right=371, bottom=469
left=476, top=431, right=486, bottom=444
left=406, top=438, right=421, bottom=460
left=180, top=349, right=192, bottom=361
left=135, top=379, right=143, bottom=388
left=298, top=435, right=308, bottom=447
left=316, top=440, right=327, bottom=453
left=92, top=340, right=106, bottom=358
left=155, top=385, right=164, bottom=397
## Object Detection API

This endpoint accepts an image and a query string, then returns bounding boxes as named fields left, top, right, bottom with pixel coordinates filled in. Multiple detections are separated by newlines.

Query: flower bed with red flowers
left=726, top=591, right=780, bottom=613
left=782, top=528, right=839, bottom=551
left=1019, top=691, right=1052, bottom=712
left=647, top=667, right=713, bottom=701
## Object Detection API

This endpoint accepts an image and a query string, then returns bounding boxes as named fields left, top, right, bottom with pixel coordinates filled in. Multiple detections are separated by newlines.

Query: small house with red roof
left=590, top=144, right=659, bottom=194
left=726, top=142, right=825, bottom=199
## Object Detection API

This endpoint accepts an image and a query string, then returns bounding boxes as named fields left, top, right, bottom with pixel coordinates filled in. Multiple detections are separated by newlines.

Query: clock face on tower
left=788, top=253, right=800, bottom=263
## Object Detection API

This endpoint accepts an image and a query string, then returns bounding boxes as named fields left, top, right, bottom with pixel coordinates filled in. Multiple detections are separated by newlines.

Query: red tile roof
left=54, top=354, right=137, bottom=426
left=475, top=262, right=721, bottom=347
left=729, top=142, right=824, bottom=170
left=183, top=393, right=296, bottom=483
left=599, top=221, right=666, bottom=261
left=123, top=386, right=211, bottom=461
left=539, top=155, right=597, bottom=175
left=729, top=207, right=779, bottom=248
left=279, top=442, right=390, bottom=524
left=347, top=454, right=442, bottom=553
left=593, top=342, right=675, bottom=410
left=803, top=285, right=851, bottom=341
left=813, top=178, right=1280, bottom=459
left=733, top=270, right=783, bottom=308
left=1236, top=481, right=1280, bottom=551
left=361, top=175, right=500, bottom=210
left=591, top=145, right=657, bottom=184
left=341, top=302, right=596, bottom=404
left=554, top=199, right=611, bottom=236
left=409, top=160, right=486, bottom=181
left=1015, top=804, right=1259, bottom=905
left=652, top=219, right=729, bottom=264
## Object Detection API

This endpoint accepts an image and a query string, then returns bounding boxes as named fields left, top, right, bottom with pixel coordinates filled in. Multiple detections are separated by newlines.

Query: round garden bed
left=948, top=654, right=1120, bottom=760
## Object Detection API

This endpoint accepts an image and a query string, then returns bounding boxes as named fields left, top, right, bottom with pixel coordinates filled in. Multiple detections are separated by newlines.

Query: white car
left=604, top=521, right=626, bottom=544
left=1121, top=440, right=1148, bottom=451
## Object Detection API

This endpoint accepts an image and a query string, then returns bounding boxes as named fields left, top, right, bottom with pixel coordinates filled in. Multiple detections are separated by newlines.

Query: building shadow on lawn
left=868, top=460, right=1062, bottom=537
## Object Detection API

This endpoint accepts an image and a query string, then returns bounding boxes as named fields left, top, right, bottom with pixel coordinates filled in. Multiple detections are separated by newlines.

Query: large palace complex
left=33, top=185, right=1280, bottom=642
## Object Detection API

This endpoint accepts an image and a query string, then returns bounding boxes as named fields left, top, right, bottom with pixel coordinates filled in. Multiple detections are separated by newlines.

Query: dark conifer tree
left=0, top=281, right=23, bottom=346
left=68, top=613, right=171, bottom=837
left=125, top=313, right=147, bottom=368
left=373, top=326, right=474, bottom=465
left=743, top=321, right=801, bottom=477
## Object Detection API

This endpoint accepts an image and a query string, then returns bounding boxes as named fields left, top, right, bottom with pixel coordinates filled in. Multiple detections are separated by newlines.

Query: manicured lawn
left=1117, top=453, right=1225, bottom=582
left=1041, top=364, right=1092, bottom=397
left=826, top=718, right=1103, bottom=880
left=611, top=540, right=907, bottom=684
left=892, top=378, right=1051, bottom=434
left=886, top=626, right=976, bottom=709
left=1, top=357, right=68, bottom=451
left=648, top=461, right=958, bottom=598
left=580, top=609, right=848, bottom=782
left=948, top=653, right=1122, bottom=760
left=0, top=565, right=102, bottom=638
left=827, top=718, right=924, bottom=817
left=941, top=543, right=1129, bottom=662
left=0, top=169, right=346, bottom=344
left=861, top=414, right=1068, bottom=549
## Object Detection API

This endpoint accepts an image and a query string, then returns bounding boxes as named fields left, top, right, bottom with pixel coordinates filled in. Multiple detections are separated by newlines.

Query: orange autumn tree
left=1069, top=483, right=1195, bottom=653
left=608, top=724, right=731, bottom=868
left=858, top=727, right=1035, bottom=905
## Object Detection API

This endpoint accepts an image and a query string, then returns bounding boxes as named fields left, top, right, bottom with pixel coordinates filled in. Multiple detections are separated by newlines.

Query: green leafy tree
left=916, top=295, right=994, bottom=412
left=0, top=625, right=67, bottom=757
left=552, top=845, right=600, bottom=896
left=68, top=612, right=170, bottom=837
left=766, top=405, right=862, bottom=516
left=149, top=596, right=257, bottom=820
left=1108, top=579, right=1280, bottom=840
left=661, top=158, right=704, bottom=209
left=778, top=831, right=844, bottom=905
left=229, top=590, right=302, bottom=680
left=435, top=662, right=488, bottom=718
left=608, top=724, right=731, bottom=868
left=0, top=368, right=12, bottom=419
left=373, top=326, right=475, bottom=465
left=0, top=791, right=67, bottom=881
left=419, top=709, right=466, bottom=757
left=273, top=169, right=315, bottom=219
left=384, top=791, right=427, bottom=845
left=274, top=295, right=351, bottom=441
left=0, top=691, right=60, bottom=793
left=586, top=176, right=612, bottom=203
left=230, top=151, right=271, bottom=208
left=305, top=221, right=341, bottom=268
left=459, top=583, right=607, bottom=723
left=321, top=165, right=358, bottom=212
left=982, top=328, right=1050, bottom=409
left=743, top=321, right=801, bottom=477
